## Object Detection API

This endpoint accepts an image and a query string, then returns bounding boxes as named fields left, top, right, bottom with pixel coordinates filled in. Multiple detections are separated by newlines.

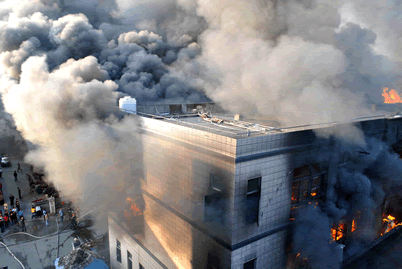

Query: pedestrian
left=31, top=206, right=36, bottom=219
left=0, top=167, right=2, bottom=178
left=0, top=214, right=4, bottom=233
left=18, top=208, right=23, bottom=220
left=17, top=187, right=22, bottom=200
left=59, top=208, right=64, bottom=223
left=0, top=190, right=3, bottom=205
left=70, top=214, right=77, bottom=230
left=3, top=201, right=8, bottom=213
left=17, top=162, right=22, bottom=172
left=20, top=216, right=26, bottom=232
left=43, top=208, right=47, bottom=221
left=9, top=194, right=14, bottom=207
left=45, top=213, right=49, bottom=227
left=0, top=182, right=2, bottom=190
left=35, top=205, right=41, bottom=218
left=13, top=171, right=18, bottom=182
left=15, top=199, right=20, bottom=211
left=4, top=212, right=9, bottom=228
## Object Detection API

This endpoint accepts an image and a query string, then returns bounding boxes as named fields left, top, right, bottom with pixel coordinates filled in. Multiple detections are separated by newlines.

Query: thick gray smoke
left=293, top=137, right=402, bottom=268
left=0, top=0, right=401, bottom=254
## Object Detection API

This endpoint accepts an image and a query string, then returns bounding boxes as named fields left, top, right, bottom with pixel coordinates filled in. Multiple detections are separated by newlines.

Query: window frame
left=127, top=250, right=132, bottom=269
left=291, top=164, right=326, bottom=208
left=116, top=239, right=122, bottom=263
left=243, top=258, right=257, bottom=269
left=246, top=177, right=261, bottom=225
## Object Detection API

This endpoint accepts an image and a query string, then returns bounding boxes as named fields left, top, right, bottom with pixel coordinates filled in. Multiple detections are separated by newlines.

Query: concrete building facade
left=108, top=106, right=402, bottom=269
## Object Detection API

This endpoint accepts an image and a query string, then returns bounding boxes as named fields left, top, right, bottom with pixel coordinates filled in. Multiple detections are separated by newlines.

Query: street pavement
left=0, top=159, right=76, bottom=269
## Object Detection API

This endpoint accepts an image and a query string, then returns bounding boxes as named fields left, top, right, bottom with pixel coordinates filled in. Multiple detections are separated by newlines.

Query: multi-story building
left=108, top=103, right=402, bottom=269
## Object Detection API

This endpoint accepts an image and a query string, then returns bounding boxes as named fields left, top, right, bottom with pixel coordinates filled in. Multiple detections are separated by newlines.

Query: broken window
left=244, top=258, right=256, bottom=269
left=291, top=164, right=326, bottom=208
left=207, top=251, right=221, bottom=269
left=246, top=177, right=261, bottom=224
left=204, top=192, right=224, bottom=224
left=331, top=220, right=346, bottom=242
left=127, top=251, right=132, bottom=269
left=116, top=239, right=122, bottom=263
left=205, top=175, right=225, bottom=225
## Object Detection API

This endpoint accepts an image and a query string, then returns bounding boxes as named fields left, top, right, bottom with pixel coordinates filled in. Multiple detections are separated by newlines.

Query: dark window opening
left=244, top=259, right=256, bottom=269
left=169, top=105, right=182, bottom=114
left=291, top=164, right=326, bottom=208
left=116, top=239, right=122, bottom=263
left=204, top=192, right=224, bottom=224
left=246, top=178, right=261, bottom=224
left=139, top=263, right=144, bottom=269
left=207, top=251, right=221, bottom=269
left=127, top=251, right=132, bottom=269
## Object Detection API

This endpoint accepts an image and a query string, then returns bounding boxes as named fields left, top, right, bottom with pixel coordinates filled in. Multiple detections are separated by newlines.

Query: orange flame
left=351, top=220, right=356, bottom=233
left=331, top=222, right=346, bottom=241
left=382, top=88, right=402, bottom=103
left=382, top=214, right=402, bottom=235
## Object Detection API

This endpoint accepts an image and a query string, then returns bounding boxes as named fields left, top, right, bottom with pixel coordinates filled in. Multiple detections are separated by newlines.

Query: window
left=207, top=251, right=221, bottom=269
left=291, top=164, right=325, bottom=208
left=204, top=192, right=224, bottom=224
left=116, top=239, right=121, bottom=263
left=246, top=178, right=261, bottom=224
left=139, top=263, right=144, bottom=269
left=205, top=175, right=224, bottom=225
left=244, top=259, right=256, bottom=269
left=127, top=251, right=132, bottom=269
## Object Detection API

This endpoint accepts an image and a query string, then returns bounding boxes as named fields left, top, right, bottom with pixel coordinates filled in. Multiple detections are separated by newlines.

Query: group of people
left=31, top=205, right=50, bottom=227
left=0, top=203, right=26, bottom=233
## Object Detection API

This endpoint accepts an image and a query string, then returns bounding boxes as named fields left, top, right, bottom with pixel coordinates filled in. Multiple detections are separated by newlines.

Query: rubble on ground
left=57, top=247, right=107, bottom=269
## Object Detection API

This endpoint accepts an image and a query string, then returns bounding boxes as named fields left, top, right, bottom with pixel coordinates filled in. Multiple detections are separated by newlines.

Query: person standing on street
left=13, top=171, right=18, bottom=182
left=45, top=213, right=49, bottom=227
left=43, top=208, right=47, bottom=221
left=18, top=208, right=23, bottom=220
left=17, top=187, right=22, bottom=200
left=70, top=214, right=77, bottom=230
left=3, top=201, right=8, bottom=213
left=20, top=216, right=26, bottom=232
left=15, top=199, right=20, bottom=211
left=9, top=194, right=14, bottom=207
left=0, top=214, right=4, bottom=233
left=17, top=162, right=22, bottom=172
left=59, top=208, right=64, bottom=223
left=31, top=206, right=35, bottom=219
left=0, top=167, right=2, bottom=178
left=4, top=212, right=9, bottom=228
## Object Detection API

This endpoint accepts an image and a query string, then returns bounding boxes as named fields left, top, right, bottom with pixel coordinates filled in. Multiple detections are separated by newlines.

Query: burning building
left=108, top=102, right=402, bottom=269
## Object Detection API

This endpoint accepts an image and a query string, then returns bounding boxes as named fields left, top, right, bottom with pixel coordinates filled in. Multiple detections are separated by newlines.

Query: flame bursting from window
left=381, top=215, right=402, bottom=235
left=382, top=88, right=402, bottom=103
left=124, top=197, right=143, bottom=218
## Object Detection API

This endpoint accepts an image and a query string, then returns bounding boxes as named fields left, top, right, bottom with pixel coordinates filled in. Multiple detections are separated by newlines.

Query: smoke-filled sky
left=0, top=0, right=401, bottom=230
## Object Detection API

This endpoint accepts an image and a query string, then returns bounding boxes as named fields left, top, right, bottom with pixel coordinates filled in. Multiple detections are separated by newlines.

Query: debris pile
left=57, top=248, right=105, bottom=269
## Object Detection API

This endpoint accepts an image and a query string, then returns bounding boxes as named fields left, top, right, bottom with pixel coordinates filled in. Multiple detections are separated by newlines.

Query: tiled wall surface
left=231, top=230, right=287, bottom=269
left=141, top=131, right=236, bottom=243
left=109, top=216, right=165, bottom=269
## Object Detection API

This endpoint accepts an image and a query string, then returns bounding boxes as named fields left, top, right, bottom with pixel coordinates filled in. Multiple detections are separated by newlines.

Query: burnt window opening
left=127, top=251, right=132, bottom=269
left=331, top=220, right=347, bottom=243
left=169, top=105, right=182, bottom=114
left=116, top=239, right=122, bottom=263
left=246, top=177, right=261, bottom=224
left=291, top=164, right=326, bottom=209
left=204, top=192, right=224, bottom=225
left=207, top=251, right=221, bottom=269
left=205, top=175, right=225, bottom=225
left=244, top=258, right=256, bottom=269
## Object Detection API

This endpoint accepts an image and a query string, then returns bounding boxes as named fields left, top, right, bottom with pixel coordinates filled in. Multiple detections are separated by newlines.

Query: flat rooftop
left=135, top=111, right=402, bottom=139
